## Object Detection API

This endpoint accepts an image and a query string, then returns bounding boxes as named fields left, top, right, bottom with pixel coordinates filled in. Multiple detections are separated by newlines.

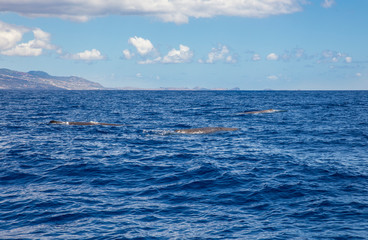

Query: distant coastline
left=0, top=68, right=104, bottom=90
left=0, top=68, right=242, bottom=91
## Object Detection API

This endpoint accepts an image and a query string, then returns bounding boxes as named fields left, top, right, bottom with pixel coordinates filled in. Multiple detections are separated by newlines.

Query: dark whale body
left=238, top=109, right=287, bottom=115
left=174, top=127, right=239, bottom=134
left=49, top=120, right=123, bottom=126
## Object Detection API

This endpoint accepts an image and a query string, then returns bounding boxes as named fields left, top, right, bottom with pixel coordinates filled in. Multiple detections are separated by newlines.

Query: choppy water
left=1, top=90, right=368, bottom=239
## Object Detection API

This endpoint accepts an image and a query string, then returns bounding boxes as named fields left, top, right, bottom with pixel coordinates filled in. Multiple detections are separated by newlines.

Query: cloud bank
left=0, top=0, right=305, bottom=24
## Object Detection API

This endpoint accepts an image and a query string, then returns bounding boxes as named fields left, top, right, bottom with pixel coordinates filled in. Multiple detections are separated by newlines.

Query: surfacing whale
left=238, top=109, right=286, bottom=115
left=49, top=120, right=123, bottom=126
left=174, top=127, right=239, bottom=134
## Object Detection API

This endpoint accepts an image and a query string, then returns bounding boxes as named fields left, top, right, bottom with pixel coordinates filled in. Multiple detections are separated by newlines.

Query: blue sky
left=0, top=0, right=367, bottom=90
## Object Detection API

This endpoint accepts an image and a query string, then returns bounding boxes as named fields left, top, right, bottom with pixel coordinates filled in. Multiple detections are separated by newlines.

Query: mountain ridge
left=0, top=68, right=105, bottom=90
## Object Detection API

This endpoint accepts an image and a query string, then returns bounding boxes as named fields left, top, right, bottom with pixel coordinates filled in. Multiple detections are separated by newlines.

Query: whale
left=237, top=109, right=287, bottom=115
left=49, top=120, right=123, bottom=126
left=174, top=127, right=239, bottom=134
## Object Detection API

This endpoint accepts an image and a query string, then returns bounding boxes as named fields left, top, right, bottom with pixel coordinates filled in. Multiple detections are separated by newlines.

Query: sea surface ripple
left=1, top=90, right=368, bottom=239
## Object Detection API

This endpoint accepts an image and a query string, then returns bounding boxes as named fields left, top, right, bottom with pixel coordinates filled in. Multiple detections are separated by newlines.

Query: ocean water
left=0, top=90, right=367, bottom=239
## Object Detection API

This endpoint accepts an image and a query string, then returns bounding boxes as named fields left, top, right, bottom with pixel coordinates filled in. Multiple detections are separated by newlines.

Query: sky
left=0, top=0, right=367, bottom=90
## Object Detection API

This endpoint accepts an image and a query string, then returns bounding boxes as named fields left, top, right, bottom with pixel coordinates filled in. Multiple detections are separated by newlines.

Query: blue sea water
left=0, top=90, right=368, bottom=239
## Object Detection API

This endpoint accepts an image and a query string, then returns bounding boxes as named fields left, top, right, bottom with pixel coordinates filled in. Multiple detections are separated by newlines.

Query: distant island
left=0, top=68, right=105, bottom=90
left=0, top=68, right=241, bottom=91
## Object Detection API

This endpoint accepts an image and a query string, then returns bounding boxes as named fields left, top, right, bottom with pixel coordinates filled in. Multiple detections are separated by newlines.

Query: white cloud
left=226, top=55, right=236, bottom=63
left=204, top=45, right=236, bottom=64
left=321, top=0, right=335, bottom=8
left=345, top=56, right=352, bottom=63
left=1, top=42, right=43, bottom=56
left=128, top=36, right=154, bottom=55
left=68, top=49, right=105, bottom=61
left=0, top=22, right=59, bottom=56
left=123, top=49, right=134, bottom=59
left=267, top=75, right=279, bottom=80
left=0, top=21, right=27, bottom=50
left=0, top=0, right=305, bottom=24
left=356, top=73, right=362, bottom=77
left=207, top=45, right=229, bottom=63
left=31, top=28, right=55, bottom=50
left=267, top=53, right=279, bottom=61
left=162, top=45, right=193, bottom=63
left=125, top=36, right=193, bottom=64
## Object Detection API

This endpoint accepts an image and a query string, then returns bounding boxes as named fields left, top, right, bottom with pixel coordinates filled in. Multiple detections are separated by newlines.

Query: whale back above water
left=49, top=120, right=123, bottom=126
left=174, top=127, right=239, bottom=134
left=238, top=109, right=287, bottom=115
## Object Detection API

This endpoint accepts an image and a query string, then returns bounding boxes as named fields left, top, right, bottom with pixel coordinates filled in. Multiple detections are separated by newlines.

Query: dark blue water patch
left=1, top=90, right=368, bottom=239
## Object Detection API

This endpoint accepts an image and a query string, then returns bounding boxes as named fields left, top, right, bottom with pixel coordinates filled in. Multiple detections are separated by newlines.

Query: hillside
left=0, top=68, right=105, bottom=90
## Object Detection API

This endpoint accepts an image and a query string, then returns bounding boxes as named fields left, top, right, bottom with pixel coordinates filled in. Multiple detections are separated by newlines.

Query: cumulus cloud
left=0, top=0, right=305, bottom=24
left=122, top=49, right=134, bottom=59
left=67, top=49, right=105, bottom=61
left=0, top=21, right=60, bottom=56
left=203, top=45, right=237, bottom=64
left=138, top=44, right=194, bottom=64
left=1, top=42, right=43, bottom=56
left=124, top=36, right=193, bottom=64
left=0, top=21, right=107, bottom=61
left=267, top=53, right=279, bottom=61
left=162, top=45, right=193, bottom=63
left=128, top=36, right=154, bottom=55
left=0, top=21, right=27, bottom=50
left=321, top=0, right=335, bottom=8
